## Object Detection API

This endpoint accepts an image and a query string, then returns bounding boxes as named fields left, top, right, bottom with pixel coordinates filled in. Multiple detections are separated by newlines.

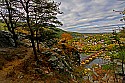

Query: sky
left=55, top=0, right=125, bottom=33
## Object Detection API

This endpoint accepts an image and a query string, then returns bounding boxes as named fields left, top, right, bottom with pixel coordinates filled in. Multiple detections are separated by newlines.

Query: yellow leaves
left=16, top=27, right=29, bottom=35
left=85, top=60, right=90, bottom=63
left=92, top=56, right=96, bottom=58
left=81, top=61, right=85, bottom=65
left=107, top=44, right=116, bottom=50
left=61, top=33, right=72, bottom=41
left=120, top=38, right=125, bottom=42
left=104, top=56, right=111, bottom=60
left=89, top=58, right=92, bottom=60
left=84, top=68, right=91, bottom=75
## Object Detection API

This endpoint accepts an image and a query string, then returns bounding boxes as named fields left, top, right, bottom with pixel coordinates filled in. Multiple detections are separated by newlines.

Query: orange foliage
left=92, top=67, right=110, bottom=82
left=61, top=33, right=72, bottom=41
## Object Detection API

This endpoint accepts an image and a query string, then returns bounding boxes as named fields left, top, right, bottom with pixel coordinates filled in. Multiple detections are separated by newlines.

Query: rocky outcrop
left=0, top=31, right=15, bottom=47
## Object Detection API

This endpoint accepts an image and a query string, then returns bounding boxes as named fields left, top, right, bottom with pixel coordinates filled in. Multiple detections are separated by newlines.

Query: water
left=86, top=57, right=103, bottom=68
left=80, top=54, right=104, bottom=68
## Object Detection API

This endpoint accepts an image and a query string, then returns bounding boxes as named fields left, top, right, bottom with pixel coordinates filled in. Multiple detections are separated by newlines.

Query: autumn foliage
left=61, top=33, right=72, bottom=41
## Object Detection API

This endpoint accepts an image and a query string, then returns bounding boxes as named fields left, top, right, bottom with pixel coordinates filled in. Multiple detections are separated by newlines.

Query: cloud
left=55, top=0, right=125, bottom=33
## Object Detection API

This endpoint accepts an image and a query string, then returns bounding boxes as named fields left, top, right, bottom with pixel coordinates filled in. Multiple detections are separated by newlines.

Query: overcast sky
left=55, top=0, right=125, bottom=33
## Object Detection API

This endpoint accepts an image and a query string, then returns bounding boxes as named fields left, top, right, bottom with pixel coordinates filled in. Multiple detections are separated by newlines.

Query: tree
left=19, top=0, right=62, bottom=61
left=61, top=33, right=72, bottom=43
left=113, top=8, right=125, bottom=25
left=32, top=0, right=63, bottom=51
left=113, top=8, right=125, bottom=75
left=19, top=0, right=39, bottom=61
left=38, top=28, right=58, bottom=48
left=120, top=9, right=125, bottom=22
left=0, top=0, right=22, bottom=47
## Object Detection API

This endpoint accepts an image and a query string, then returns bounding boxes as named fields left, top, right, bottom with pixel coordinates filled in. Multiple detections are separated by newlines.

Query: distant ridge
left=81, top=32, right=112, bottom=34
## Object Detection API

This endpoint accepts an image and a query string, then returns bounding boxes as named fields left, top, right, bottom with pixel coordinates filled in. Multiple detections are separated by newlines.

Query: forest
left=0, top=0, right=125, bottom=83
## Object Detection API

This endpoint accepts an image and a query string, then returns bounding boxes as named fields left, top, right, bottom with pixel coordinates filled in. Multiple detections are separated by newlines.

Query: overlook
left=0, top=0, right=125, bottom=83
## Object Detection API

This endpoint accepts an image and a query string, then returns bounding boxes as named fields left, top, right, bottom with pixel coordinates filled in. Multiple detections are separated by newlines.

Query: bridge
left=81, top=50, right=104, bottom=65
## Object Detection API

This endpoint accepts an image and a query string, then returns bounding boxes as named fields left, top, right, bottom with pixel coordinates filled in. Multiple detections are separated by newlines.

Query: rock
left=122, top=76, right=125, bottom=83
left=0, top=31, right=15, bottom=47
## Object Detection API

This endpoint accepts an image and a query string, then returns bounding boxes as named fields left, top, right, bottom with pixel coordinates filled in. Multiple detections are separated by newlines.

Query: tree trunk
left=12, top=28, right=17, bottom=47
left=36, top=29, right=40, bottom=52
left=26, top=12, right=38, bottom=61
left=6, top=0, right=17, bottom=47
left=30, top=32, right=38, bottom=61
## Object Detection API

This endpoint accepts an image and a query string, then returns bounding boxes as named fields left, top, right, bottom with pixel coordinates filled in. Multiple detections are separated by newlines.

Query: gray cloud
left=55, top=0, right=125, bottom=33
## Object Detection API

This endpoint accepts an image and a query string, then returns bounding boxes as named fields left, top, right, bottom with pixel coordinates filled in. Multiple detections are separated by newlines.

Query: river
left=80, top=53, right=108, bottom=68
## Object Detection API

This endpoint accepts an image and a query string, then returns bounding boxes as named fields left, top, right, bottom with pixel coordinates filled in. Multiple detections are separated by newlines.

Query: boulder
left=0, top=31, right=15, bottom=47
